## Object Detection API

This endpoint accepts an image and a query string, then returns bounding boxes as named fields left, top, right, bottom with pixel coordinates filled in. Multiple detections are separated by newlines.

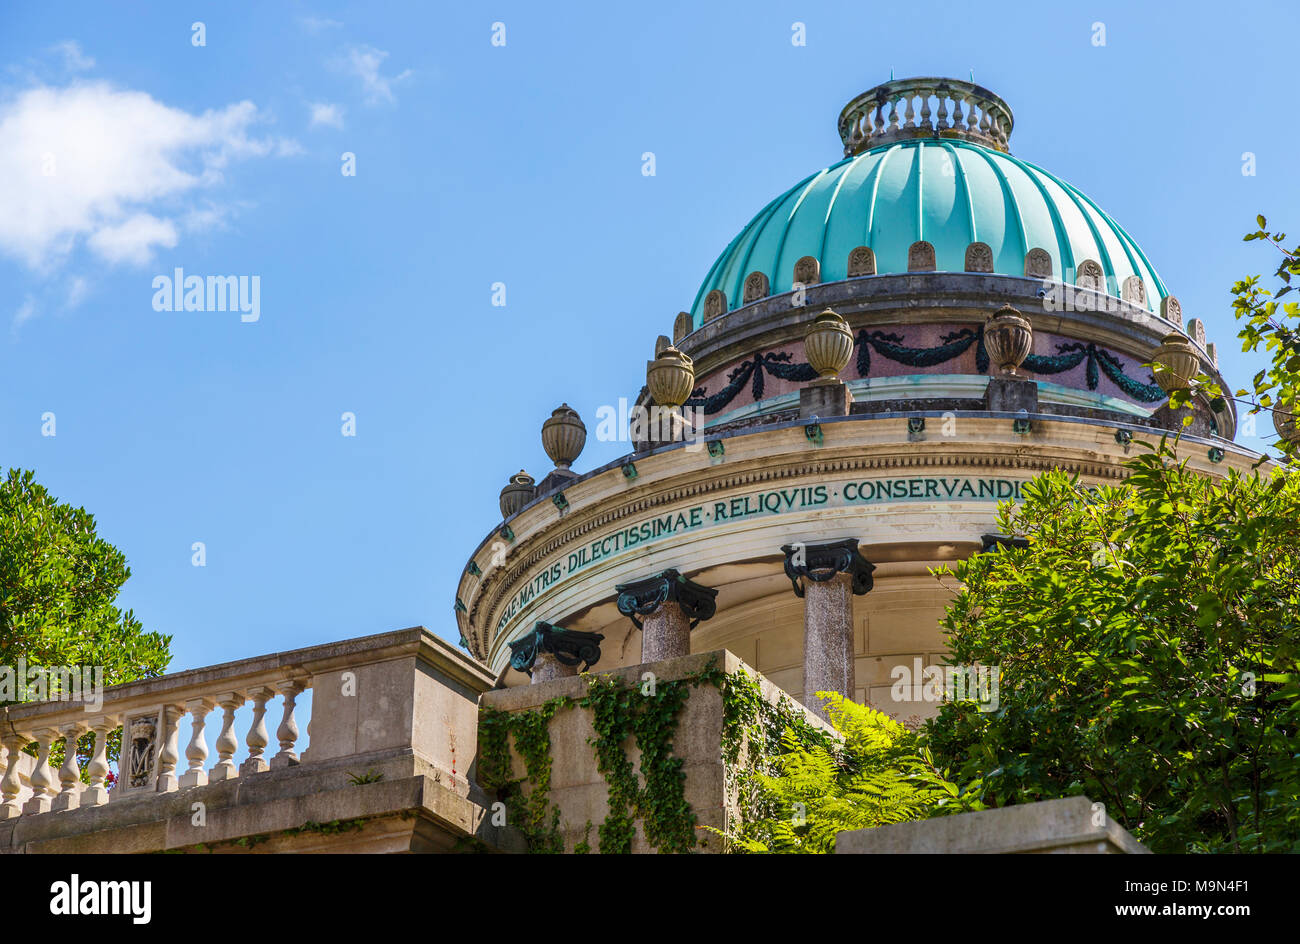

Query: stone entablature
left=456, top=414, right=1261, bottom=670
left=662, top=273, right=1230, bottom=438
left=683, top=325, right=1168, bottom=421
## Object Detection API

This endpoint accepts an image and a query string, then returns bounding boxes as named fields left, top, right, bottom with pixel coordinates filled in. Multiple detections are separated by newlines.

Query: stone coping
left=835, top=795, right=1149, bottom=854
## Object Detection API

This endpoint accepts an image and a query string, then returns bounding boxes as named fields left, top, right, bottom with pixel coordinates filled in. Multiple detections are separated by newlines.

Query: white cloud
left=309, top=102, right=344, bottom=129
left=13, top=294, right=36, bottom=328
left=299, top=16, right=343, bottom=33
left=52, top=40, right=94, bottom=72
left=0, top=81, right=297, bottom=271
left=340, top=45, right=412, bottom=105
left=86, top=213, right=178, bottom=265
left=65, top=275, right=89, bottom=309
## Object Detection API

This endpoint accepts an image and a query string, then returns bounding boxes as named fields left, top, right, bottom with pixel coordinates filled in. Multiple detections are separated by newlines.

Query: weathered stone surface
left=799, top=379, right=852, bottom=420
left=835, top=795, right=1149, bottom=854
left=984, top=377, right=1039, bottom=413
left=641, top=600, right=692, bottom=662
left=802, top=573, right=855, bottom=721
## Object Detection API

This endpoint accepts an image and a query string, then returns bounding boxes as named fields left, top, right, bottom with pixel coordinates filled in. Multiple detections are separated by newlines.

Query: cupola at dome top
left=838, top=77, right=1015, bottom=155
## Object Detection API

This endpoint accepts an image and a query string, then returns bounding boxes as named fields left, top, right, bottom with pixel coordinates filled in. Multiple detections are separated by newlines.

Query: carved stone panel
left=964, top=242, right=993, bottom=273
left=1161, top=295, right=1182, bottom=325
left=703, top=289, right=727, bottom=321
left=1188, top=318, right=1207, bottom=348
left=119, top=709, right=162, bottom=795
left=742, top=270, right=770, bottom=303
left=1075, top=259, right=1104, bottom=292
left=1121, top=275, right=1147, bottom=306
left=907, top=240, right=936, bottom=272
left=673, top=311, right=692, bottom=344
left=793, top=256, right=821, bottom=285
left=1024, top=247, right=1052, bottom=279
left=847, top=245, right=876, bottom=277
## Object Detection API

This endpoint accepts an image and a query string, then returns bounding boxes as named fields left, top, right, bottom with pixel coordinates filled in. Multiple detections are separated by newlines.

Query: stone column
left=615, top=569, right=718, bottom=663
left=781, top=539, right=875, bottom=722
left=508, top=621, right=604, bottom=684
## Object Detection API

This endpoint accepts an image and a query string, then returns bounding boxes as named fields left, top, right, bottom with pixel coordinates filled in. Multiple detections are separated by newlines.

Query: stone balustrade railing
left=0, top=626, right=495, bottom=825
left=839, top=77, right=1014, bottom=155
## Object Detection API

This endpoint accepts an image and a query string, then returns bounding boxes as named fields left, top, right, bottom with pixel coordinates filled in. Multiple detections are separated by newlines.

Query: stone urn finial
left=984, top=304, right=1033, bottom=376
left=541, top=404, right=586, bottom=471
left=804, top=309, right=854, bottom=381
left=1151, top=333, right=1200, bottom=394
left=498, top=470, right=536, bottom=518
left=646, top=344, right=696, bottom=409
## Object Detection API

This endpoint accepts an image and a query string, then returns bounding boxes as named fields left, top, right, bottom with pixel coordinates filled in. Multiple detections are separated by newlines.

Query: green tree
left=1, top=469, right=171, bottom=765
left=1223, top=216, right=1300, bottom=451
left=728, top=692, right=980, bottom=853
left=925, top=449, right=1300, bottom=853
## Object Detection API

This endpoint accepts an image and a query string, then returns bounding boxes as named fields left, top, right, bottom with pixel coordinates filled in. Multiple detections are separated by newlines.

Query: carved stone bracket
left=780, top=538, right=875, bottom=597
left=508, top=621, right=604, bottom=675
left=614, top=568, right=719, bottom=630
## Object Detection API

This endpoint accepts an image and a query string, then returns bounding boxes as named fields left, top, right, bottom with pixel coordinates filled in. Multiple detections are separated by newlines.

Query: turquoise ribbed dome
left=691, top=139, right=1167, bottom=325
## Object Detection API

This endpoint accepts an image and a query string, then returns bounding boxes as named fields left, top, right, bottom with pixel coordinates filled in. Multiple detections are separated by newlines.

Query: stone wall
left=477, top=649, right=832, bottom=854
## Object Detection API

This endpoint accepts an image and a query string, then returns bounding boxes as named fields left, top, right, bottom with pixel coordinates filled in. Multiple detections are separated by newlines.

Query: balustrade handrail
left=0, top=626, right=493, bottom=820
left=838, top=77, right=1015, bottom=156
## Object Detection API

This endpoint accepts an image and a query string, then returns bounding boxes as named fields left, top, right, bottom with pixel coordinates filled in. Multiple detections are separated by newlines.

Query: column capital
left=615, top=568, right=718, bottom=629
left=508, top=621, right=604, bottom=676
left=780, top=538, right=875, bottom=597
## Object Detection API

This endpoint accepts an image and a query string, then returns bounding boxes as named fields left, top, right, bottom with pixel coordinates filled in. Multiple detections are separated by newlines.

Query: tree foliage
left=729, top=692, right=980, bottom=853
left=1228, top=216, right=1300, bottom=450
left=1, top=468, right=171, bottom=701
left=925, top=447, right=1300, bottom=853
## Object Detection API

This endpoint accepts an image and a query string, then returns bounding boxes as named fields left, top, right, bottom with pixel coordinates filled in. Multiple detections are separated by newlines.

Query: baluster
left=980, top=108, right=992, bottom=138
left=179, top=697, right=215, bottom=789
left=22, top=728, right=57, bottom=814
left=241, top=685, right=275, bottom=775
left=872, top=100, right=884, bottom=135
left=210, top=691, right=245, bottom=781
left=951, top=94, right=964, bottom=130
left=919, top=89, right=932, bottom=132
left=271, top=678, right=306, bottom=769
left=966, top=96, right=979, bottom=133
left=887, top=96, right=900, bottom=132
left=51, top=724, right=86, bottom=812
left=0, top=733, right=31, bottom=819
left=936, top=92, right=949, bottom=130
left=903, top=93, right=915, bottom=129
left=156, top=704, right=182, bottom=792
left=84, top=719, right=115, bottom=806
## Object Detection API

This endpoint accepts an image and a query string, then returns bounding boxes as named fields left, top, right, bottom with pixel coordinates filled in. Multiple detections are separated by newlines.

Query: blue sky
left=0, top=0, right=1295, bottom=676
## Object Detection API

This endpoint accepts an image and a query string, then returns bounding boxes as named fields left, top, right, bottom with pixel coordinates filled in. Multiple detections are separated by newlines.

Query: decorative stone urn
left=983, top=304, right=1033, bottom=376
left=541, top=404, right=586, bottom=470
left=1151, top=333, right=1200, bottom=394
left=498, top=470, right=536, bottom=518
left=646, top=345, right=696, bottom=408
left=804, top=309, right=854, bottom=381
left=1273, top=406, right=1299, bottom=446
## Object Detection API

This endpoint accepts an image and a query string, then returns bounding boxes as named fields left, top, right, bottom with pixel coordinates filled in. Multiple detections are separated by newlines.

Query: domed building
left=454, top=77, right=1248, bottom=722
